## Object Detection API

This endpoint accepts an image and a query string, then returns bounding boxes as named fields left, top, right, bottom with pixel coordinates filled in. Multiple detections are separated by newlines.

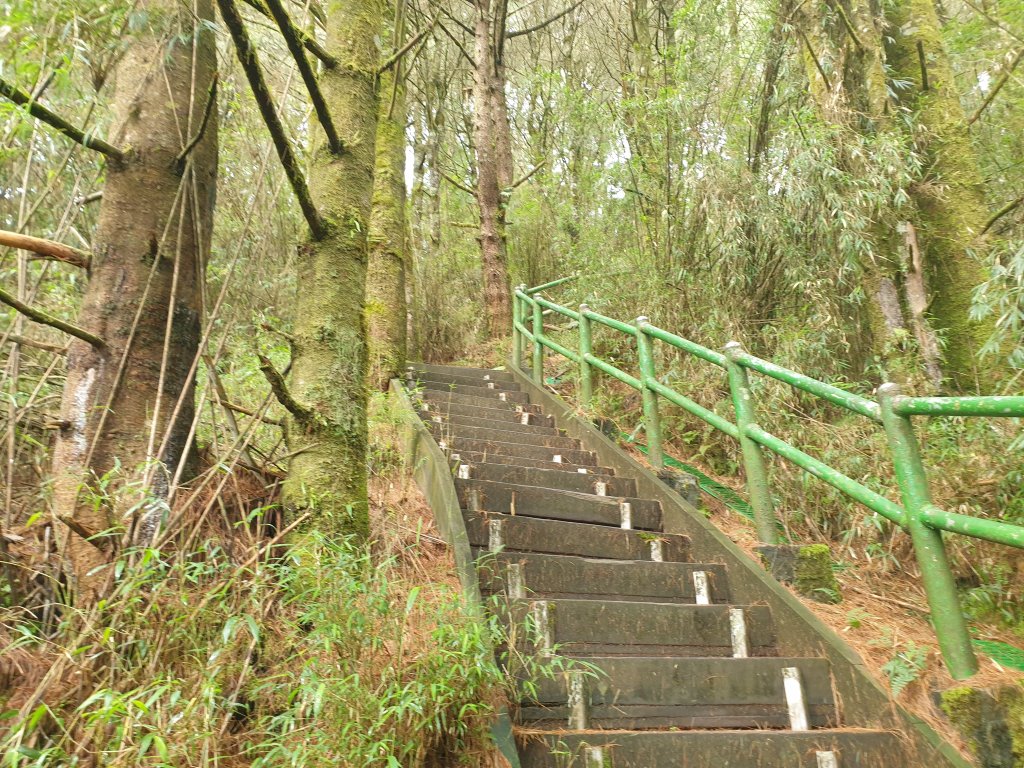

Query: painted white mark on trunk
left=816, top=752, right=838, bottom=768
left=649, top=539, right=664, bottom=562
left=730, top=607, right=749, bottom=658
left=620, top=501, right=632, bottom=529
left=488, top=519, right=503, bottom=551
left=567, top=669, right=588, bottom=730
left=782, top=667, right=809, bottom=731
left=693, top=570, right=711, bottom=605
left=507, top=562, right=525, bottom=599
left=71, top=367, right=97, bottom=456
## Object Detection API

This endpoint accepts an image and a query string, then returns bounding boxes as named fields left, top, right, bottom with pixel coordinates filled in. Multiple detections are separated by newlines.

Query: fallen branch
left=263, top=0, right=342, bottom=153
left=218, top=0, right=327, bottom=239
left=0, top=76, right=124, bottom=162
left=0, top=229, right=91, bottom=269
left=256, top=352, right=311, bottom=419
left=0, top=285, right=105, bottom=348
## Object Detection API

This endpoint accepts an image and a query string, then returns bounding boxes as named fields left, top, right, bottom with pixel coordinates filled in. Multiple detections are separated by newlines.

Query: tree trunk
left=282, top=0, right=381, bottom=538
left=472, top=0, right=513, bottom=338
left=367, top=69, right=408, bottom=390
left=50, top=0, right=218, bottom=600
left=885, top=0, right=1001, bottom=388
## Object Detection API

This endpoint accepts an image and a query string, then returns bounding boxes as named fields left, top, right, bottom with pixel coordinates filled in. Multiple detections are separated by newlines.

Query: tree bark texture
left=367, top=69, right=408, bottom=390
left=283, top=0, right=381, bottom=538
left=472, top=0, right=513, bottom=338
left=50, top=0, right=218, bottom=600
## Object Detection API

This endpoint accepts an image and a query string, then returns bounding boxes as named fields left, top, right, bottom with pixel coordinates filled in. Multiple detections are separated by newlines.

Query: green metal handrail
left=511, top=282, right=1024, bottom=680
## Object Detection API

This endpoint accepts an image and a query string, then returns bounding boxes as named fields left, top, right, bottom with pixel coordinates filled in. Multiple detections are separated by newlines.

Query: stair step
left=516, top=729, right=906, bottom=767
left=442, top=437, right=598, bottom=466
left=519, top=656, right=835, bottom=730
left=411, top=363, right=516, bottom=383
left=459, top=462, right=635, bottom=497
left=455, top=479, right=662, bottom=530
left=464, top=512, right=690, bottom=562
left=418, top=390, right=542, bottom=413
left=420, top=411, right=563, bottom=437
left=453, top=451, right=614, bottom=475
left=427, top=421, right=580, bottom=450
left=509, top=599, right=775, bottom=657
left=416, top=400, right=555, bottom=427
left=479, top=552, right=729, bottom=604
left=410, top=370, right=522, bottom=390
left=416, top=381, right=530, bottom=402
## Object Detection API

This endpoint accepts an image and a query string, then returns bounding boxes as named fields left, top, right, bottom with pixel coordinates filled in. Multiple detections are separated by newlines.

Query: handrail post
left=512, top=285, right=524, bottom=371
left=578, top=304, right=594, bottom=409
left=636, top=317, right=663, bottom=469
left=532, top=296, right=544, bottom=384
left=877, top=382, right=978, bottom=679
left=723, top=341, right=778, bottom=545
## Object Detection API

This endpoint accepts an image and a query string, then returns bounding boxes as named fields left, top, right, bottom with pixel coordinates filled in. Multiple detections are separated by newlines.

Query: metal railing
left=511, top=281, right=1024, bottom=679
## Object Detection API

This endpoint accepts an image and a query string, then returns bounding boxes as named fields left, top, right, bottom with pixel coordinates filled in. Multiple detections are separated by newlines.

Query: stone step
left=411, top=363, right=516, bottom=383
left=417, top=400, right=555, bottom=427
left=519, top=656, right=836, bottom=730
left=421, top=411, right=564, bottom=437
left=455, top=479, right=662, bottom=530
left=409, top=370, right=523, bottom=391
left=516, top=729, right=906, bottom=767
left=452, top=450, right=614, bottom=475
left=464, top=512, right=690, bottom=562
left=459, top=462, right=635, bottom=497
left=416, top=380, right=530, bottom=402
left=427, top=421, right=580, bottom=450
left=509, top=599, right=775, bottom=657
left=417, top=389, right=542, bottom=413
left=442, top=437, right=598, bottom=466
left=479, top=552, right=729, bottom=604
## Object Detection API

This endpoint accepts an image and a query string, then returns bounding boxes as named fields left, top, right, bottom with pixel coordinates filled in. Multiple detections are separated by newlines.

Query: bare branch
left=509, top=159, right=547, bottom=189
left=75, top=191, right=103, bottom=206
left=256, top=352, right=311, bottom=419
left=263, top=0, right=342, bottom=153
left=378, top=14, right=440, bottom=75
left=221, top=399, right=284, bottom=426
left=3, top=334, right=68, bottom=353
left=968, top=47, right=1024, bottom=125
left=822, top=0, right=864, bottom=51
left=177, top=73, right=219, bottom=167
left=0, top=229, right=91, bottom=269
left=982, top=193, right=1024, bottom=234
left=239, top=0, right=338, bottom=66
left=506, top=0, right=587, bottom=38
left=0, top=285, right=105, bottom=348
left=437, top=21, right=476, bottom=67
left=440, top=169, right=476, bottom=196
left=0, top=76, right=125, bottom=162
left=218, top=0, right=327, bottom=239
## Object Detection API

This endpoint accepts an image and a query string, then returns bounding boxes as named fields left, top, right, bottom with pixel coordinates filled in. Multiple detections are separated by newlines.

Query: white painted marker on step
left=567, top=670, right=588, bottom=730
left=457, top=464, right=471, bottom=480
left=552, top=454, right=563, bottom=463
left=594, top=481, right=607, bottom=496
left=584, top=747, right=605, bottom=768
left=507, top=563, right=525, bottom=599
left=532, top=601, right=553, bottom=656
left=439, top=439, right=448, bottom=451
left=521, top=412, right=531, bottom=426
left=649, top=539, right=664, bottom=562
left=432, top=415, right=442, bottom=423
left=816, top=752, right=838, bottom=768
left=422, top=402, right=430, bottom=411
left=488, top=519, right=503, bottom=551
left=499, top=392, right=507, bottom=402
left=782, top=667, right=809, bottom=731
left=620, top=501, right=632, bottom=529
left=487, top=381, right=496, bottom=389
left=729, top=607, right=749, bottom=658
left=693, top=570, right=711, bottom=605
left=450, top=453, right=460, bottom=462
left=577, top=467, right=588, bottom=474
left=484, top=374, right=491, bottom=381
left=467, top=488, right=480, bottom=512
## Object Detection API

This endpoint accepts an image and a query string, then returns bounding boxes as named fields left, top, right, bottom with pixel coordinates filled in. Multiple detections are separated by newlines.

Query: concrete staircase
left=404, top=364, right=915, bottom=767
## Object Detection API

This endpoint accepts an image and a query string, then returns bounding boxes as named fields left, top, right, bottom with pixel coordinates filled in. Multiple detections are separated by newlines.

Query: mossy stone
left=794, top=544, right=841, bottom=604
left=939, top=684, right=1024, bottom=767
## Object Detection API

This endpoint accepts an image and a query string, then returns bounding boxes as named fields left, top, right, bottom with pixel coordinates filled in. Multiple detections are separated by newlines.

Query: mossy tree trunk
left=282, top=0, right=382, bottom=538
left=884, top=0, right=1002, bottom=389
left=472, top=0, right=513, bottom=338
left=367, top=65, right=408, bottom=390
left=50, top=0, right=218, bottom=601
